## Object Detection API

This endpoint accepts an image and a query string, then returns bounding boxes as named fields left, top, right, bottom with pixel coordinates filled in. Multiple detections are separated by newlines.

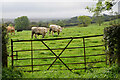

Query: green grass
left=7, top=23, right=114, bottom=78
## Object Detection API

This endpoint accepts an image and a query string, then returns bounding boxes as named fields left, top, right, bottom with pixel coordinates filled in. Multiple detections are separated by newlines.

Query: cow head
left=57, top=26, right=62, bottom=32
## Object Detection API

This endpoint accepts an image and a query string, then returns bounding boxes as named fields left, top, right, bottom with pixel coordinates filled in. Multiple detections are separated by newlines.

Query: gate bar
left=13, top=44, right=104, bottom=52
left=12, top=34, right=103, bottom=42
left=11, top=39, right=14, bottom=68
left=13, top=54, right=106, bottom=60
left=47, top=38, right=73, bottom=70
left=31, top=41, right=33, bottom=72
left=16, top=51, right=18, bottom=59
left=41, top=40, right=72, bottom=72
left=83, top=38, right=86, bottom=72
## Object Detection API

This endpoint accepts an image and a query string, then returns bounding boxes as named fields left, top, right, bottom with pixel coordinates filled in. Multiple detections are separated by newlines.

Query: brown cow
left=6, top=26, right=15, bottom=35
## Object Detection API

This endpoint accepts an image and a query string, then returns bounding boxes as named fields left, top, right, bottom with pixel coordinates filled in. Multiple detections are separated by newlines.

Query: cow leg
left=58, top=33, right=60, bottom=35
left=35, top=34, right=37, bottom=38
left=49, top=28, right=52, bottom=35
left=14, top=31, right=15, bottom=35
left=31, top=32, right=33, bottom=38
left=31, top=32, right=34, bottom=38
left=31, top=34, right=33, bottom=38
left=58, top=32, right=60, bottom=35
left=57, top=30, right=60, bottom=36
left=42, top=35, right=44, bottom=38
left=52, top=31, right=53, bottom=35
left=42, top=34, right=45, bottom=38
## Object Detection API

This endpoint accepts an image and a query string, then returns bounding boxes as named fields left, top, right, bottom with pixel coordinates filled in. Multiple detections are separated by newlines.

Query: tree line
left=4, top=13, right=120, bottom=31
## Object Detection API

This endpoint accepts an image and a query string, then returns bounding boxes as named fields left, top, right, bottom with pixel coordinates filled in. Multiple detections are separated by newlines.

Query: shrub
left=78, top=24, right=88, bottom=27
left=96, top=64, right=120, bottom=78
left=104, top=24, right=120, bottom=66
left=78, top=16, right=92, bottom=27
left=2, top=67, right=23, bottom=78
left=14, top=16, right=30, bottom=30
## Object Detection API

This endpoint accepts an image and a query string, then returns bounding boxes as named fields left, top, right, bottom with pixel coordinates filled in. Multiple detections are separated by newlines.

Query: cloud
left=2, top=0, right=98, bottom=2
left=0, top=2, right=2, bottom=19
left=2, top=2, right=96, bottom=18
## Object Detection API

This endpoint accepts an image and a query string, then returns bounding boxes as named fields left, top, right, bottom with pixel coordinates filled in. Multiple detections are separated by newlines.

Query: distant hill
left=0, top=18, right=14, bottom=23
left=1, top=17, right=69, bottom=23
left=1, top=14, right=120, bottom=27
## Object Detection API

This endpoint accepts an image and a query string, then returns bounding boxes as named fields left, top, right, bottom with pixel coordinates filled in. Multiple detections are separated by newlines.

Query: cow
left=31, top=27, right=48, bottom=38
left=49, top=24, right=63, bottom=36
left=6, top=26, right=15, bottom=35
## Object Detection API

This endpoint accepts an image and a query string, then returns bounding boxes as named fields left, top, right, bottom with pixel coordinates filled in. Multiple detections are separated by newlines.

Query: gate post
left=11, top=39, right=14, bottom=68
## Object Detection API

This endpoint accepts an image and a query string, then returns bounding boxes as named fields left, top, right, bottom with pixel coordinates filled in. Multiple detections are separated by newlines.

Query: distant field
left=7, top=23, right=110, bottom=78
left=9, top=24, right=108, bottom=40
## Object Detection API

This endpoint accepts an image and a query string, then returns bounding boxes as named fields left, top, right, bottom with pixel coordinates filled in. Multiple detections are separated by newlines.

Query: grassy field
left=7, top=23, right=112, bottom=78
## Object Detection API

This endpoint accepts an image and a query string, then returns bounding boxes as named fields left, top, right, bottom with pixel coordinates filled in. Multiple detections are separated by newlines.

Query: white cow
left=31, top=27, right=48, bottom=38
left=49, top=24, right=63, bottom=36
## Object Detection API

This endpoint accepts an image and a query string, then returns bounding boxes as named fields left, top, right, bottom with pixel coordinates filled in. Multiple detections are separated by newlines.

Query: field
left=7, top=23, right=110, bottom=78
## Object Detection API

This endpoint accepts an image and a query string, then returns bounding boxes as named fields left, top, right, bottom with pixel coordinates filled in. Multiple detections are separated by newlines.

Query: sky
left=0, top=0, right=119, bottom=19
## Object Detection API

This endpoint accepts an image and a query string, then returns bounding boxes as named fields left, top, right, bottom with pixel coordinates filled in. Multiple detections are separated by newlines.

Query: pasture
left=7, top=23, right=109, bottom=78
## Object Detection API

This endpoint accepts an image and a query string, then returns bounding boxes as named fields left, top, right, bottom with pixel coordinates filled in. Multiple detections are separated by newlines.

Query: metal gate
left=10, top=34, right=107, bottom=72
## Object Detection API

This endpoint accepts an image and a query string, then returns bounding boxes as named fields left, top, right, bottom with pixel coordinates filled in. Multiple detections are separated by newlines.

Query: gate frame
left=11, top=34, right=107, bottom=72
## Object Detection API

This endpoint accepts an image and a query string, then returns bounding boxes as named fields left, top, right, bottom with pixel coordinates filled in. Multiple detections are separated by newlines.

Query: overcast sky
left=0, top=0, right=119, bottom=19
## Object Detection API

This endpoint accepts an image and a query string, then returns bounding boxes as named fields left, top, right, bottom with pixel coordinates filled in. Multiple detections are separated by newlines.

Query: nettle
left=104, top=24, right=120, bottom=66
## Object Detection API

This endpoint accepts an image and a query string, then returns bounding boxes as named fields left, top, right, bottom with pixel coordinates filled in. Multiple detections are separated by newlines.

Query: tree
left=30, top=22, right=38, bottom=28
left=30, top=22, right=38, bottom=26
left=77, top=16, right=92, bottom=27
left=38, top=22, right=48, bottom=27
left=14, top=16, right=30, bottom=30
left=9, top=24, right=13, bottom=26
left=2, top=23, right=9, bottom=67
left=114, top=12, right=119, bottom=24
left=86, top=1, right=113, bottom=26
left=56, top=20, right=65, bottom=27
left=102, top=1, right=120, bottom=67
left=86, top=1, right=104, bottom=26
left=5, top=21, right=14, bottom=26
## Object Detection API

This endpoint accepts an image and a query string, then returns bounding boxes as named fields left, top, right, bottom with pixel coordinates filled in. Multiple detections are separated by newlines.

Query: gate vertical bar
left=11, top=39, right=14, bottom=68
left=31, top=41, right=33, bottom=72
left=83, top=38, right=86, bottom=72
left=16, top=51, right=18, bottom=60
